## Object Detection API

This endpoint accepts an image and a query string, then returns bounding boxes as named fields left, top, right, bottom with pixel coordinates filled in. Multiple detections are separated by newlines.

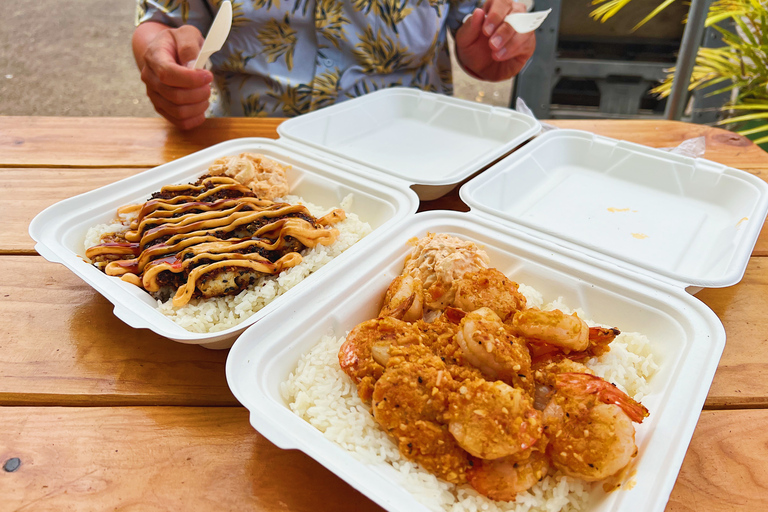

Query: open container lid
left=277, top=87, right=542, bottom=200
left=460, top=129, right=768, bottom=292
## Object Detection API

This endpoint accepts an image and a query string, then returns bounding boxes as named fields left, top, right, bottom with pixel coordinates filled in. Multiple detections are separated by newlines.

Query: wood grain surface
left=0, top=256, right=236, bottom=406
left=0, top=117, right=283, bottom=168
left=1, top=407, right=765, bottom=511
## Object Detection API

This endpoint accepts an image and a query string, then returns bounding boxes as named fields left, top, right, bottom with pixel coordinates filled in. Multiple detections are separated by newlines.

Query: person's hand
left=455, top=1, right=536, bottom=82
left=138, top=25, right=213, bottom=130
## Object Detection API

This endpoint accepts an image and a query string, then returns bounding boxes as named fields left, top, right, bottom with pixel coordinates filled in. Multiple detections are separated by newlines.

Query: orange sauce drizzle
left=86, top=177, right=345, bottom=307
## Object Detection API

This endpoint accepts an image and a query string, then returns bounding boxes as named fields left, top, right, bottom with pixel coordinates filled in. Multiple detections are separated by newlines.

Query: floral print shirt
left=137, top=0, right=481, bottom=117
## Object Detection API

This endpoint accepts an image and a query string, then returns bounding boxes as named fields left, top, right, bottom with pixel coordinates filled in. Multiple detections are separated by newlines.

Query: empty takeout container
left=226, top=129, right=768, bottom=511
left=28, top=88, right=541, bottom=348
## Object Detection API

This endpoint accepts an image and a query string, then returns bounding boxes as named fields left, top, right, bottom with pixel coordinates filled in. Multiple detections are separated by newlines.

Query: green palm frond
left=631, top=0, right=677, bottom=30
left=257, top=14, right=298, bottom=70
left=352, top=26, right=414, bottom=74
left=602, top=0, right=768, bottom=144
left=589, top=0, right=634, bottom=23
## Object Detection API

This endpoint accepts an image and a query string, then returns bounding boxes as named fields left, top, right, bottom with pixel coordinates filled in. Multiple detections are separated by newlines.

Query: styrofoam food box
left=225, top=130, right=768, bottom=510
left=28, top=138, right=417, bottom=349
left=277, top=88, right=542, bottom=200
left=28, top=88, right=541, bottom=349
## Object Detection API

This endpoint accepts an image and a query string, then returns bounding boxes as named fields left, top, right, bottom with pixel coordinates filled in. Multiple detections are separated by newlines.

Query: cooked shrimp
left=454, top=307, right=533, bottom=394
left=378, top=274, right=424, bottom=322
left=452, top=268, right=527, bottom=323
left=467, top=450, right=550, bottom=501
left=512, top=308, right=619, bottom=357
left=371, top=352, right=471, bottom=484
left=338, top=317, right=425, bottom=401
left=447, top=379, right=542, bottom=460
left=542, top=372, right=648, bottom=482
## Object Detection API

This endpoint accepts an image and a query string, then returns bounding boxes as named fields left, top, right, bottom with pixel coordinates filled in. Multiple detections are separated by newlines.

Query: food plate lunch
left=226, top=211, right=726, bottom=512
left=29, top=138, right=418, bottom=348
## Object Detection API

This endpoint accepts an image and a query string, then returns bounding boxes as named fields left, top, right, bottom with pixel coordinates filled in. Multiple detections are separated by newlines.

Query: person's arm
left=453, top=0, right=536, bottom=82
left=132, top=21, right=214, bottom=130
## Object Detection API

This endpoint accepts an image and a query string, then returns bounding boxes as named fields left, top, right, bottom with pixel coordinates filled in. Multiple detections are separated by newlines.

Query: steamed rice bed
left=84, top=194, right=372, bottom=333
left=281, top=284, right=658, bottom=512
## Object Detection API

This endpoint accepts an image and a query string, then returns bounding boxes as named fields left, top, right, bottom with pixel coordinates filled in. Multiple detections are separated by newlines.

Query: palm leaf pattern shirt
left=137, top=0, right=481, bottom=117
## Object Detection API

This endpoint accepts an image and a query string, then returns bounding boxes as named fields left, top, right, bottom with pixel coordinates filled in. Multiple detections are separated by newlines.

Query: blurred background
left=0, top=0, right=711, bottom=119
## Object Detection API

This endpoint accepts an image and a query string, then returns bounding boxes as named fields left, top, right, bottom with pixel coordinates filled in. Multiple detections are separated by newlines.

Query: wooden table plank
left=2, top=254, right=766, bottom=408
left=697, top=256, right=768, bottom=409
left=0, top=256, right=237, bottom=406
left=0, top=167, right=146, bottom=254
left=667, top=410, right=768, bottom=511
left=1, top=117, right=766, bottom=171
left=1, top=407, right=765, bottom=511
left=0, top=117, right=282, bottom=168
left=0, top=407, right=377, bottom=512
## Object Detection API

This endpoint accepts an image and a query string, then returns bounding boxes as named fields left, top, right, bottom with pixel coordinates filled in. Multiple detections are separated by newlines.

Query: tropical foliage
left=590, top=0, right=768, bottom=144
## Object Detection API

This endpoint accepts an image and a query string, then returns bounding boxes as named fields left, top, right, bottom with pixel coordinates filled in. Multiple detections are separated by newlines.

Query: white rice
left=281, top=286, right=658, bottom=512
left=84, top=194, right=371, bottom=333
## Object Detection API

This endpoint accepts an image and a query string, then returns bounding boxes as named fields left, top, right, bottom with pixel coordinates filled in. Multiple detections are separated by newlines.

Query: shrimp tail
left=444, top=307, right=467, bottom=324
left=555, top=372, right=649, bottom=423
left=380, top=293, right=415, bottom=320
left=587, top=326, right=620, bottom=357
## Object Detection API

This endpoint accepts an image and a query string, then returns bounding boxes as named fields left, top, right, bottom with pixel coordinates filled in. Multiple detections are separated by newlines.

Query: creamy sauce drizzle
left=86, top=176, right=345, bottom=307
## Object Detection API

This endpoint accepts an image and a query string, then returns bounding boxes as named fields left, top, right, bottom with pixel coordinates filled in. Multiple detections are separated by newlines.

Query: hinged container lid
left=277, top=88, right=541, bottom=200
left=460, top=129, right=768, bottom=291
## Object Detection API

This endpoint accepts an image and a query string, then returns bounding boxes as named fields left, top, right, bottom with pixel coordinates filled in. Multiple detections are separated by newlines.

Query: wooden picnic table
left=0, top=116, right=766, bottom=510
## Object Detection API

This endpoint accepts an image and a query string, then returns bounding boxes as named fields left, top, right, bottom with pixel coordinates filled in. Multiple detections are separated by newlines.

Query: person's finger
left=143, top=30, right=212, bottom=88
left=487, top=22, right=515, bottom=55
left=455, top=8, right=486, bottom=49
left=141, top=66, right=212, bottom=105
left=494, top=32, right=535, bottom=62
left=172, top=25, right=205, bottom=66
left=151, top=96, right=209, bottom=131
left=148, top=89, right=209, bottom=120
left=144, top=53, right=212, bottom=89
left=483, top=0, right=525, bottom=38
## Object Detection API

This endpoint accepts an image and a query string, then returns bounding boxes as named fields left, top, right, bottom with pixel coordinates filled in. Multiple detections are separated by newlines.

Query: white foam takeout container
left=226, top=129, right=768, bottom=511
left=28, top=88, right=541, bottom=349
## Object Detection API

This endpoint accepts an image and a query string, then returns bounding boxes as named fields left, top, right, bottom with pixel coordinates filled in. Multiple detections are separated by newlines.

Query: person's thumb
left=172, top=25, right=205, bottom=67
left=455, top=8, right=485, bottom=50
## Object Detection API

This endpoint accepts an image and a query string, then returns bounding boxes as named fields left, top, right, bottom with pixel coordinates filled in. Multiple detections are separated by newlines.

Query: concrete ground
left=0, top=0, right=512, bottom=118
